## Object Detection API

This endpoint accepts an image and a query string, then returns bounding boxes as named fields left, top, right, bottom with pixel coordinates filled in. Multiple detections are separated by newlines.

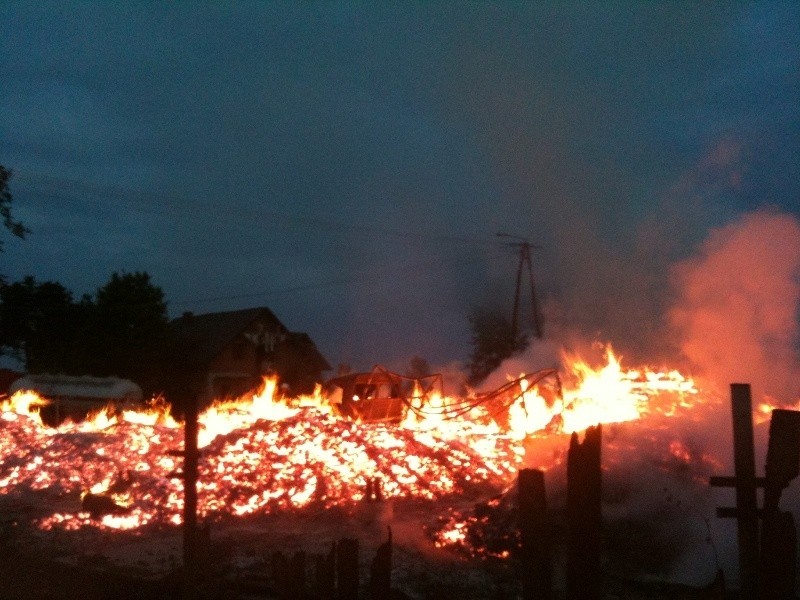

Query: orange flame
left=0, top=344, right=714, bottom=533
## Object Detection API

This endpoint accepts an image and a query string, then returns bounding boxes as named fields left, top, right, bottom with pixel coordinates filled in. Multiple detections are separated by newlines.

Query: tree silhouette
left=0, top=271, right=170, bottom=396
left=466, top=306, right=528, bottom=385
left=0, top=165, right=29, bottom=254
left=0, top=276, right=78, bottom=372
left=91, top=271, right=169, bottom=390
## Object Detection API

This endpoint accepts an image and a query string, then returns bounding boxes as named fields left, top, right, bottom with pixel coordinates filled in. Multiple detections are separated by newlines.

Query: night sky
left=2, top=3, right=799, bottom=374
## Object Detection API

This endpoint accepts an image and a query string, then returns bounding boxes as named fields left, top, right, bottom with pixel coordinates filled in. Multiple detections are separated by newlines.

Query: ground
left=0, top=497, right=740, bottom=599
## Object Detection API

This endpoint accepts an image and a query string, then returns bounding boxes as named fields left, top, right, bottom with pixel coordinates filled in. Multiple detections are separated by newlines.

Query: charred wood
left=80, top=492, right=129, bottom=518
left=566, top=424, right=602, bottom=600
left=759, top=408, right=800, bottom=599
left=759, top=511, right=796, bottom=600
left=518, top=468, right=551, bottom=600
left=311, top=543, right=336, bottom=599
left=272, top=550, right=307, bottom=600
left=368, top=526, right=392, bottom=599
left=336, top=537, right=359, bottom=600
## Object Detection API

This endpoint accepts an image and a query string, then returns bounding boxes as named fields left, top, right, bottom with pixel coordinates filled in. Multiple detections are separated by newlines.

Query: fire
left=504, top=346, right=697, bottom=438
left=0, top=344, right=710, bottom=535
left=1, top=390, right=50, bottom=425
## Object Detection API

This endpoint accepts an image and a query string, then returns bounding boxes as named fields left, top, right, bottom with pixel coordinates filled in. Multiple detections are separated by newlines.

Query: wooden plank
left=336, top=538, right=359, bottom=600
left=312, top=543, right=336, bottom=598
left=368, top=527, right=392, bottom=598
left=182, top=395, right=199, bottom=600
left=519, top=468, right=551, bottom=600
left=709, top=476, right=765, bottom=488
left=730, top=383, right=759, bottom=599
left=717, top=507, right=764, bottom=519
left=566, top=425, right=602, bottom=600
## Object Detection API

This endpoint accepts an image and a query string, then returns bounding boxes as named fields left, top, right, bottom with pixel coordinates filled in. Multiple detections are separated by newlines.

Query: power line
left=13, top=171, right=505, bottom=248
left=170, top=252, right=487, bottom=309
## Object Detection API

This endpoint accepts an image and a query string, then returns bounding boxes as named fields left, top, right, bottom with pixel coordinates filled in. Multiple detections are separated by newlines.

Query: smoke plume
left=668, top=209, right=800, bottom=404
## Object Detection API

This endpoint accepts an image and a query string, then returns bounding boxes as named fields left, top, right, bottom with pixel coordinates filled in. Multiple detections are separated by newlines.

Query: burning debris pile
left=429, top=371, right=726, bottom=565
left=0, top=345, right=713, bottom=548
left=0, top=391, right=518, bottom=532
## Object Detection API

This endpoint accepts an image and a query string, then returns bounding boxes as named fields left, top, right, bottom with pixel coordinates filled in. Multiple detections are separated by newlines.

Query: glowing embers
left=0, top=402, right=520, bottom=532
left=0, top=345, right=704, bottom=534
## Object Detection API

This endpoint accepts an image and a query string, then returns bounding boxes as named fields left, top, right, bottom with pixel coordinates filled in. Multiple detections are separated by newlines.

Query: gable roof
left=171, top=307, right=285, bottom=366
left=170, top=307, right=330, bottom=371
left=284, top=331, right=332, bottom=372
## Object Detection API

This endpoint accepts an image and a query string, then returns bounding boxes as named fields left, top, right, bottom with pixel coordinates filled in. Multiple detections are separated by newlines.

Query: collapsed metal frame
left=402, top=367, right=563, bottom=423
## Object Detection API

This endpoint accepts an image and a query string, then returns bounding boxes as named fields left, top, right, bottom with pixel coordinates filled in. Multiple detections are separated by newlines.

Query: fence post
left=313, top=543, right=336, bottom=598
left=730, top=384, right=759, bottom=598
left=519, top=468, right=551, bottom=600
left=337, top=537, right=359, bottom=600
left=566, top=424, right=602, bottom=600
left=182, top=396, right=199, bottom=600
left=368, top=527, right=392, bottom=598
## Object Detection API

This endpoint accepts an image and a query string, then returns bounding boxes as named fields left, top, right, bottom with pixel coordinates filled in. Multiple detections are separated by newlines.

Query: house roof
left=284, top=331, right=332, bottom=372
left=171, top=307, right=330, bottom=371
left=171, top=307, right=284, bottom=366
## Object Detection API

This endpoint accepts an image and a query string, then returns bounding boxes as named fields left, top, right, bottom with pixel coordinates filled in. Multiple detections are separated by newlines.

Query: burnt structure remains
left=710, top=383, right=800, bottom=599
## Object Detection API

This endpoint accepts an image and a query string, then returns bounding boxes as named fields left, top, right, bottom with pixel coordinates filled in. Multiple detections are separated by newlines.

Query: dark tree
left=0, top=276, right=81, bottom=372
left=0, top=166, right=29, bottom=253
left=466, top=306, right=528, bottom=385
left=0, top=271, right=172, bottom=398
left=407, top=355, right=431, bottom=379
left=91, top=271, right=169, bottom=392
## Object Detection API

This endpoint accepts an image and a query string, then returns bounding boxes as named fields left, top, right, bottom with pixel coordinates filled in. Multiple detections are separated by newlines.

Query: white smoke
left=669, top=209, right=800, bottom=405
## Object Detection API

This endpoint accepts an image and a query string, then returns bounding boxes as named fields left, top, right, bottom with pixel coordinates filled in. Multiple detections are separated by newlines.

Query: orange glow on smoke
left=0, top=343, right=735, bottom=536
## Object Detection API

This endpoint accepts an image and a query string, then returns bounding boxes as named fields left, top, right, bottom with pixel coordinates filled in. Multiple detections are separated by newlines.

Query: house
left=169, top=307, right=331, bottom=407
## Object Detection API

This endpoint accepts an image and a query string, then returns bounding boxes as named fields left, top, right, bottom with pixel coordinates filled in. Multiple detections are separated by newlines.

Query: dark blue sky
left=1, top=3, right=798, bottom=371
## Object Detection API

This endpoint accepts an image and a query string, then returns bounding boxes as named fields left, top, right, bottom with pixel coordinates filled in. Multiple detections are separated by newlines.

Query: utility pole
left=497, top=233, right=543, bottom=339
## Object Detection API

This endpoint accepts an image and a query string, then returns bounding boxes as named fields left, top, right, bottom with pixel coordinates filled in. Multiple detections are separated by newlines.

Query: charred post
left=518, top=468, right=551, bottom=600
left=762, top=409, right=800, bottom=512
left=313, top=543, right=336, bottom=599
left=272, top=551, right=306, bottom=599
left=566, top=424, right=602, bottom=600
left=368, top=526, right=392, bottom=599
left=336, top=537, right=359, bottom=600
left=272, top=551, right=289, bottom=598
left=182, top=394, right=200, bottom=600
left=759, top=511, right=796, bottom=599
left=289, top=551, right=307, bottom=600
left=759, top=409, right=800, bottom=599
left=730, top=383, right=759, bottom=599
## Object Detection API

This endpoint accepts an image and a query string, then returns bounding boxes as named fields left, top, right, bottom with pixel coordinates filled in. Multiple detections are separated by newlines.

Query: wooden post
left=566, top=424, right=602, bottom=600
left=313, top=543, right=336, bottom=599
left=519, top=469, right=551, bottom=600
left=760, top=512, right=796, bottom=599
left=272, top=551, right=289, bottom=599
left=710, top=393, right=800, bottom=598
left=182, top=396, right=199, bottom=600
left=730, top=383, right=759, bottom=598
left=759, top=409, right=800, bottom=599
left=290, top=551, right=306, bottom=599
left=271, top=550, right=306, bottom=599
left=368, top=527, right=392, bottom=598
left=336, top=537, right=359, bottom=600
